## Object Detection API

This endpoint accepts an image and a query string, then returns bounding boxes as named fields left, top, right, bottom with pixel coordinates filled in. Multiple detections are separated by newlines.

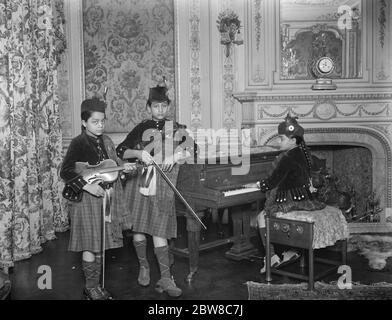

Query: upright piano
left=174, top=149, right=281, bottom=281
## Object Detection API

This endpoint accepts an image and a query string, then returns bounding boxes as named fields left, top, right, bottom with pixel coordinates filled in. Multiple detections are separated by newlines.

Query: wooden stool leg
left=308, top=247, right=314, bottom=290
left=266, top=217, right=272, bottom=283
left=341, top=239, right=347, bottom=265
left=300, top=249, right=306, bottom=268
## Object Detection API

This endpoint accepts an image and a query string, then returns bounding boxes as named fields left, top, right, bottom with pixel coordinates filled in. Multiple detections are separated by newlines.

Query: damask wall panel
left=83, top=0, right=175, bottom=133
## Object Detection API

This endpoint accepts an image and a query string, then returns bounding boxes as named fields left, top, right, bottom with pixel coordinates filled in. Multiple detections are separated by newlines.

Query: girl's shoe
left=282, top=250, right=300, bottom=264
left=83, top=286, right=106, bottom=300
left=138, top=266, right=150, bottom=287
left=155, top=277, right=182, bottom=297
left=260, top=254, right=281, bottom=274
left=98, top=286, right=114, bottom=300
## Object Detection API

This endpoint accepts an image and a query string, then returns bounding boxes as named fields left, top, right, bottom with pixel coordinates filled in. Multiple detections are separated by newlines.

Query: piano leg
left=225, top=205, right=259, bottom=261
left=185, top=211, right=203, bottom=283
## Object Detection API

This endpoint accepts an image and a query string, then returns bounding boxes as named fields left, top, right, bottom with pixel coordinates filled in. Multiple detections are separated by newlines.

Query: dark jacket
left=260, top=146, right=325, bottom=215
left=60, top=131, right=120, bottom=201
left=116, top=119, right=197, bottom=162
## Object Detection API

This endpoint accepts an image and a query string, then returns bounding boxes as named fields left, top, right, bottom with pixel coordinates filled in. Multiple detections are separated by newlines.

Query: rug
left=247, top=281, right=392, bottom=300
left=0, top=271, right=11, bottom=300
left=348, top=235, right=392, bottom=270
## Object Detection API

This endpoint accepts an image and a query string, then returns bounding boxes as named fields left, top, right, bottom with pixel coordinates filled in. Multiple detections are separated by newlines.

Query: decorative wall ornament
left=377, top=63, right=390, bottom=81
left=252, top=65, right=264, bottom=83
left=190, top=0, right=202, bottom=130
left=313, top=100, right=337, bottom=120
left=366, top=124, right=392, bottom=141
left=217, top=8, right=243, bottom=57
left=378, top=0, right=387, bottom=48
left=254, top=0, right=262, bottom=51
left=223, top=53, right=236, bottom=129
left=234, top=92, right=392, bottom=102
left=255, top=102, right=390, bottom=121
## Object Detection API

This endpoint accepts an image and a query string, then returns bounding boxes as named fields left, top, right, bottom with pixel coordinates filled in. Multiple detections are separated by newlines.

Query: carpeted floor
left=0, top=271, right=11, bottom=300
left=348, top=235, right=392, bottom=271
left=247, top=281, right=392, bottom=300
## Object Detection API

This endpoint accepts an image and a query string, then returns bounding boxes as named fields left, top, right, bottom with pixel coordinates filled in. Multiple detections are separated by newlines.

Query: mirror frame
left=273, top=0, right=370, bottom=85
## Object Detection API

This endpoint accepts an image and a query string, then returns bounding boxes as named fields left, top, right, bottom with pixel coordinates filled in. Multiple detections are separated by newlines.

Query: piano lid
left=195, top=146, right=281, bottom=165
left=177, top=149, right=281, bottom=190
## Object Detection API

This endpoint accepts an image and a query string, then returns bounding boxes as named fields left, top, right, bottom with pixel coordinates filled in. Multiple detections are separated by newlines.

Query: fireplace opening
left=309, top=145, right=380, bottom=223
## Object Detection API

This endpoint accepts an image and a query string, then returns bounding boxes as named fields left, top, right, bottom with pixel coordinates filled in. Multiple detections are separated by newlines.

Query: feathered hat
left=278, top=114, right=304, bottom=138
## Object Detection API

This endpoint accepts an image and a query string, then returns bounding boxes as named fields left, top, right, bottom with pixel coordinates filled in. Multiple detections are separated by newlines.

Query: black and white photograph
left=1, top=0, right=392, bottom=305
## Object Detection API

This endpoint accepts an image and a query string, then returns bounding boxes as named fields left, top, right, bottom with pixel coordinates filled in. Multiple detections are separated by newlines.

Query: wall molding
left=64, top=0, right=85, bottom=139
left=234, top=91, right=392, bottom=102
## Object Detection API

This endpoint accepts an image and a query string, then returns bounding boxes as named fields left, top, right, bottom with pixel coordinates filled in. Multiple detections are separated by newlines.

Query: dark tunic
left=60, top=131, right=127, bottom=252
left=116, top=119, right=195, bottom=239
left=259, top=146, right=326, bottom=216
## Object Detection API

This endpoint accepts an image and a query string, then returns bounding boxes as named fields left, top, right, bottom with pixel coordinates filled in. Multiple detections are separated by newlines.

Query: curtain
left=0, top=0, right=67, bottom=269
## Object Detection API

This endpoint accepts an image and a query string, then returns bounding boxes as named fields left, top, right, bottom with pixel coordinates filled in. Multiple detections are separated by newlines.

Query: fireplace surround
left=234, top=91, right=392, bottom=233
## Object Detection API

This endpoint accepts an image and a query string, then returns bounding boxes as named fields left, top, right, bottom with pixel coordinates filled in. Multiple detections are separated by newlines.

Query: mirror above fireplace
left=279, top=0, right=363, bottom=80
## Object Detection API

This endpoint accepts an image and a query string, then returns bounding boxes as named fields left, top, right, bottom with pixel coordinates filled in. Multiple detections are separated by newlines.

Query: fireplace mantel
left=233, top=91, right=392, bottom=103
left=233, top=90, right=392, bottom=233
left=233, top=90, right=392, bottom=126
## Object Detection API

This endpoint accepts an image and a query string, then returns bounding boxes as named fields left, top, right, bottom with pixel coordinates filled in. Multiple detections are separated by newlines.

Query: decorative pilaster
left=189, top=0, right=202, bottom=130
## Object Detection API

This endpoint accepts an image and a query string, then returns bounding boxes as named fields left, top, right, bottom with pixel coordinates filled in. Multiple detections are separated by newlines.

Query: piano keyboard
left=222, top=185, right=260, bottom=197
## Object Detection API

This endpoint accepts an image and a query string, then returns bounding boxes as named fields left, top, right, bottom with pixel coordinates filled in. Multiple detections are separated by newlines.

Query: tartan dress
left=117, top=119, right=189, bottom=239
left=61, top=132, right=128, bottom=253
left=123, top=165, right=179, bottom=239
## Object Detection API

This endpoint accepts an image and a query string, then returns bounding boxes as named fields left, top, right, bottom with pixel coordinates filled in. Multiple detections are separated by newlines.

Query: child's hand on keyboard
left=244, top=183, right=259, bottom=189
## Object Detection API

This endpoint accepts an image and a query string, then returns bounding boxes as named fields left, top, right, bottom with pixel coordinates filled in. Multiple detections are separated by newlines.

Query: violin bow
left=101, top=85, right=108, bottom=290
left=150, top=159, right=207, bottom=230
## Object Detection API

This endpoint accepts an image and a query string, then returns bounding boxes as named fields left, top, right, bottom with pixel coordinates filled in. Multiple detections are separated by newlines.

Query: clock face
left=317, top=57, right=334, bottom=74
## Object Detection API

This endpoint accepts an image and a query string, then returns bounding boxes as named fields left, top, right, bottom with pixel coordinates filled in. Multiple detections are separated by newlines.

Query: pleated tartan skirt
left=123, top=165, right=179, bottom=239
left=68, top=181, right=126, bottom=253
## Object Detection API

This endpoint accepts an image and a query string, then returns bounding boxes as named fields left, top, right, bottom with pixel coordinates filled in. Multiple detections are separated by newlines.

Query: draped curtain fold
left=0, top=0, right=67, bottom=268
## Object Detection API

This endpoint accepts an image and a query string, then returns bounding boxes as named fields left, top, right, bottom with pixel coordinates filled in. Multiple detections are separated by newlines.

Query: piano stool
left=265, top=216, right=347, bottom=291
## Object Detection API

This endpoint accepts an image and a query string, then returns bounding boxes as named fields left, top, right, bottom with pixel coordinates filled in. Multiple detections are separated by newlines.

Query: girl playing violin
left=60, top=98, right=136, bottom=300
left=116, top=84, right=195, bottom=298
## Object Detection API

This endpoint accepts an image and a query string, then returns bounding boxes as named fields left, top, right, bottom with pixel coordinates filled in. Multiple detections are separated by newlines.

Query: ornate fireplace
left=234, top=91, right=392, bottom=233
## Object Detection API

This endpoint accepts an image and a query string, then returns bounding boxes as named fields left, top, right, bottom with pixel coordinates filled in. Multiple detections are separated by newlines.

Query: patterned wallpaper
left=82, top=0, right=175, bottom=133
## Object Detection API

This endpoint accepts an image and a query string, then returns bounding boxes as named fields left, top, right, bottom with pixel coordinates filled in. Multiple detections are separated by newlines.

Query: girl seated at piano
left=60, top=98, right=136, bottom=300
left=116, top=82, right=195, bottom=298
left=251, top=114, right=326, bottom=273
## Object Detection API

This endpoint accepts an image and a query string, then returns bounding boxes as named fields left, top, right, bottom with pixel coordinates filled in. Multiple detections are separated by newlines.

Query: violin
left=75, top=159, right=137, bottom=184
